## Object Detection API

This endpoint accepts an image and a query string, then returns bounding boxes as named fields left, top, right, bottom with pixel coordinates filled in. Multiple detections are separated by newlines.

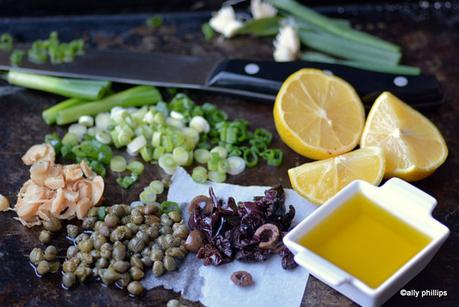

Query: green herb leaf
left=201, top=23, right=215, bottom=41
left=146, top=15, right=163, bottom=28
left=235, top=16, right=282, bottom=37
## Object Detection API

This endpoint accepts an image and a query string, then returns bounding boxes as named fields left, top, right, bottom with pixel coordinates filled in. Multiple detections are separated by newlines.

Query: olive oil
left=299, top=193, right=432, bottom=288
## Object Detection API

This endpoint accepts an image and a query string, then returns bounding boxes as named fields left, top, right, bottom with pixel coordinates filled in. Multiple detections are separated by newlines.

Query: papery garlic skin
left=251, top=0, right=278, bottom=19
left=273, top=25, right=300, bottom=62
left=209, top=6, right=243, bottom=38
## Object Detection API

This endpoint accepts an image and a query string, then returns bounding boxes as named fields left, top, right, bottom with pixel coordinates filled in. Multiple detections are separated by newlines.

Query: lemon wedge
left=288, top=147, right=385, bottom=204
left=361, top=92, right=448, bottom=181
left=273, top=68, right=365, bottom=160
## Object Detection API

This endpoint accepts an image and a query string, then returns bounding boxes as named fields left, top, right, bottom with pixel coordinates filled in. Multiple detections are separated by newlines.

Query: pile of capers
left=29, top=217, right=63, bottom=276
left=60, top=202, right=189, bottom=296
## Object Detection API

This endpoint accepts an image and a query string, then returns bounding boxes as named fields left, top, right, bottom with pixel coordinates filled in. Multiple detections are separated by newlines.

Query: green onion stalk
left=5, top=71, right=111, bottom=100
left=56, top=85, right=162, bottom=125
left=42, top=98, right=89, bottom=125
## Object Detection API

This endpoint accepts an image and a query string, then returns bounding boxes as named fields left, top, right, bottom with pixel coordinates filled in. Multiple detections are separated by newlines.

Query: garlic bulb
left=250, top=0, right=278, bottom=19
left=273, top=25, right=300, bottom=62
left=209, top=6, right=243, bottom=38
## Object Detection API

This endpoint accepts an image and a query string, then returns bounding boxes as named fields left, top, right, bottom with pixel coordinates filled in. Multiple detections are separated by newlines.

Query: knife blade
left=0, top=49, right=443, bottom=109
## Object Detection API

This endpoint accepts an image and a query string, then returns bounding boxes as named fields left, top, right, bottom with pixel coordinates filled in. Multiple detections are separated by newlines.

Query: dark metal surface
left=0, top=2, right=459, bottom=307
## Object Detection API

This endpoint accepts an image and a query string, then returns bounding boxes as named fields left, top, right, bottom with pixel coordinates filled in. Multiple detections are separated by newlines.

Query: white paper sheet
left=142, top=167, right=317, bottom=307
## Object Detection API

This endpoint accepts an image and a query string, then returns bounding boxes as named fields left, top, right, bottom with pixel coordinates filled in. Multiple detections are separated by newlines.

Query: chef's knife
left=0, top=50, right=442, bottom=109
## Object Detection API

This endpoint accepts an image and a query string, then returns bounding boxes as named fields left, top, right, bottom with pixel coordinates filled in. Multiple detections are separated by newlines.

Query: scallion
left=110, top=155, right=127, bottom=173
left=127, top=161, right=144, bottom=175
left=192, top=166, right=208, bottom=183
left=42, top=98, right=88, bottom=125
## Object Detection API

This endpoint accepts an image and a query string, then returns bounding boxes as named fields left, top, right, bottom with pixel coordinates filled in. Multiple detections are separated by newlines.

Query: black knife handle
left=208, top=59, right=443, bottom=110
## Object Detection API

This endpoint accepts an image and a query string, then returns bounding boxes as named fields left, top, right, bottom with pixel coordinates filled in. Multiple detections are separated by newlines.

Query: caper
left=78, top=239, right=94, bottom=253
left=144, top=215, right=161, bottom=225
left=168, top=211, right=182, bottom=223
left=101, top=267, right=120, bottom=285
left=37, top=260, right=50, bottom=275
left=82, top=216, right=97, bottom=229
left=141, top=256, right=153, bottom=267
left=75, top=233, right=89, bottom=243
left=144, top=204, right=160, bottom=216
left=104, top=214, right=119, bottom=228
left=129, top=266, right=144, bottom=281
left=163, top=255, right=177, bottom=272
left=44, top=245, right=58, bottom=261
left=171, top=237, right=182, bottom=248
left=166, top=247, right=185, bottom=259
left=150, top=248, right=164, bottom=261
left=136, top=230, right=150, bottom=243
left=74, top=263, right=91, bottom=282
left=141, top=247, right=150, bottom=258
left=96, top=257, right=109, bottom=269
left=147, top=225, right=160, bottom=240
left=62, top=272, right=76, bottom=288
left=92, top=267, right=99, bottom=278
left=43, top=217, right=62, bottom=232
left=160, top=214, right=173, bottom=226
left=29, top=248, right=44, bottom=265
left=152, top=260, right=164, bottom=277
left=112, top=245, right=127, bottom=261
left=39, top=230, right=51, bottom=244
left=66, top=224, right=80, bottom=238
left=126, top=222, right=139, bottom=233
left=49, top=261, right=60, bottom=273
left=79, top=252, right=94, bottom=265
left=110, top=204, right=126, bottom=217
left=173, top=225, right=189, bottom=240
left=110, top=226, right=128, bottom=242
left=87, top=207, right=98, bottom=217
left=128, top=237, right=145, bottom=253
left=93, top=234, right=107, bottom=250
left=157, top=235, right=168, bottom=250
left=63, top=258, right=79, bottom=272
left=131, top=214, right=144, bottom=225
left=90, top=250, right=101, bottom=259
left=100, top=242, right=113, bottom=259
left=165, top=234, right=175, bottom=247
left=98, top=223, right=110, bottom=237
left=94, top=221, right=103, bottom=231
left=116, top=272, right=131, bottom=289
left=130, top=255, right=144, bottom=269
left=127, top=281, right=144, bottom=296
left=113, top=260, right=130, bottom=273
left=121, top=215, right=131, bottom=225
left=160, top=225, right=173, bottom=235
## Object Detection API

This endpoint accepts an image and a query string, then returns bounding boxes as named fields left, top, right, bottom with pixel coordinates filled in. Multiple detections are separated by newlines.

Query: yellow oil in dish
left=299, top=193, right=432, bottom=288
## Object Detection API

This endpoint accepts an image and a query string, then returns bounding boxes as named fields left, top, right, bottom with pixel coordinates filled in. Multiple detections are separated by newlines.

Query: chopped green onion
left=172, top=147, right=189, bottom=166
left=261, top=149, right=284, bottom=166
left=44, top=133, right=62, bottom=153
left=95, top=131, right=111, bottom=144
left=139, top=146, right=153, bottom=162
left=192, top=166, right=208, bottom=183
left=250, top=139, right=268, bottom=155
left=110, top=155, right=127, bottom=173
left=9, top=49, right=25, bottom=66
left=254, top=128, right=273, bottom=145
left=189, top=116, right=210, bottom=133
left=127, top=135, right=147, bottom=155
left=235, top=16, right=281, bottom=37
left=207, top=152, right=221, bottom=171
left=201, top=23, right=215, bottom=41
left=56, top=86, right=161, bottom=125
left=194, top=148, right=211, bottom=164
left=127, top=161, right=144, bottom=175
left=210, top=146, right=228, bottom=159
left=78, top=115, right=94, bottom=127
left=68, top=124, right=87, bottom=141
left=242, top=147, right=259, bottom=168
left=217, top=159, right=230, bottom=173
left=89, top=160, right=106, bottom=177
left=227, top=156, right=246, bottom=175
left=158, top=153, right=177, bottom=175
left=0, top=33, right=13, bottom=51
left=62, top=132, right=79, bottom=146
left=95, top=112, right=112, bottom=130
left=116, top=173, right=138, bottom=189
left=160, top=201, right=179, bottom=214
left=140, top=190, right=157, bottom=205
left=148, top=180, right=164, bottom=194
left=208, top=171, right=226, bottom=183
left=6, top=71, right=111, bottom=100
left=146, top=15, right=163, bottom=28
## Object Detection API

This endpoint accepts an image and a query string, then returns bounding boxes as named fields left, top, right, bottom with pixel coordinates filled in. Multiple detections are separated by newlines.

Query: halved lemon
left=361, top=92, right=448, bottom=181
left=288, top=147, right=385, bottom=204
left=273, top=68, right=365, bottom=160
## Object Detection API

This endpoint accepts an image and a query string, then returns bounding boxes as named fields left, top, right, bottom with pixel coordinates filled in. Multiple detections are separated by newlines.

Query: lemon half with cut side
left=361, top=92, right=448, bottom=181
left=288, top=147, right=385, bottom=205
left=274, top=68, right=365, bottom=160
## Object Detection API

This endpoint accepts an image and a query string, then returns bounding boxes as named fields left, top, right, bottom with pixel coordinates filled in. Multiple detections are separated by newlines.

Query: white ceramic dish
left=283, top=178, right=449, bottom=307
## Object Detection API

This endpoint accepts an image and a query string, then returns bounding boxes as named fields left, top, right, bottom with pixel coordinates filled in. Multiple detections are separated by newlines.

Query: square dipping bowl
left=284, top=178, right=449, bottom=307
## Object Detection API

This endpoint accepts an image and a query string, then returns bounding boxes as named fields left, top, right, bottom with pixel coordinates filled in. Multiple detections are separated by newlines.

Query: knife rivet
left=394, top=76, right=408, bottom=87
left=245, top=63, right=260, bottom=75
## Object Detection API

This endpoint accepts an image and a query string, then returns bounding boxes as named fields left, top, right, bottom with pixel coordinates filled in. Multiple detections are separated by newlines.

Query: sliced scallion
left=110, top=155, right=127, bottom=173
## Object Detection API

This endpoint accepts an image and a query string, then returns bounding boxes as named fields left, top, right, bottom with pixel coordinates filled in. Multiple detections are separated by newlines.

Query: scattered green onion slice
left=160, top=201, right=179, bottom=214
left=149, top=180, right=164, bottom=194
left=194, top=149, right=211, bottom=164
left=140, top=190, right=157, bottom=205
left=261, top=149, right=284, bottom=166
left=242, top=147, right=259, bottom=168
left=210, top=146, right=228, bottom=159
left=227, top=156, right=246, bottom=175
left=110, top=155, right=127, bottom=172
left=172, top=147, right=189, bottom=166
left=127, top=161, right=144, bottom=175
left=192, top=166, right=208, bottom=183
left=208, top=171, right=226, bottom=183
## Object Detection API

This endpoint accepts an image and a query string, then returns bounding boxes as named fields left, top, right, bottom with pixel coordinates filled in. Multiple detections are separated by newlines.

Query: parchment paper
left=142, top=167, right=317, bottom=307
